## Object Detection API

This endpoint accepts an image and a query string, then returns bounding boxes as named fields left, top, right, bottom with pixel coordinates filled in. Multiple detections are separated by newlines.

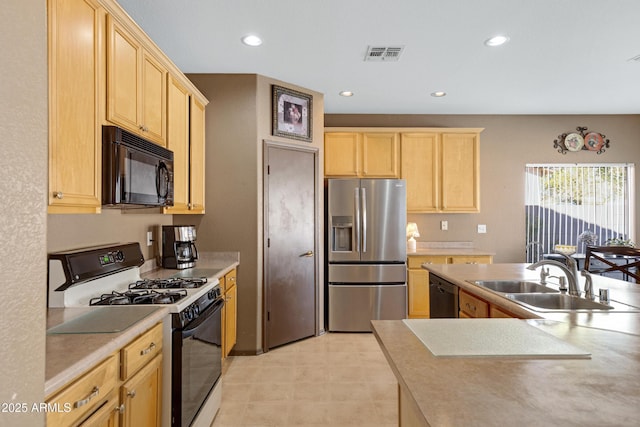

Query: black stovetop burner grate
left=89, top=289, right=188, bottom=305
left=128, top=277, right=208, bottom=290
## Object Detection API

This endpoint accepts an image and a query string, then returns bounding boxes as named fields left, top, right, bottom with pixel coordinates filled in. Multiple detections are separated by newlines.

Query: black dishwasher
left=429, top=273, right=459, bottom=318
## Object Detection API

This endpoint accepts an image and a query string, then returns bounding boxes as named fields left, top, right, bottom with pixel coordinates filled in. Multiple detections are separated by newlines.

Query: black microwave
left=102, top=126, right=174, bottom=208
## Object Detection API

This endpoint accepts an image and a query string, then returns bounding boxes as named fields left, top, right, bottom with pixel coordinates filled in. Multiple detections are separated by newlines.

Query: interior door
left=264, top=142, right=318, bottom=349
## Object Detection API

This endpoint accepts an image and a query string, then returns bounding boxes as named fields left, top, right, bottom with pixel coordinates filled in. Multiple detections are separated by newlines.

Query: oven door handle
left=182, top=298, right=224, bottom=338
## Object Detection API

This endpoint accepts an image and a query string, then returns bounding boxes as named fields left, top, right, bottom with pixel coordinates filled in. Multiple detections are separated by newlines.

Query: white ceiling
left=117, top=0, right=640, bottom=115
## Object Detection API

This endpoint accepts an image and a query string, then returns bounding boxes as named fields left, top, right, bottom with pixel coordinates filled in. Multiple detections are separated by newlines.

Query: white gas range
left=48, top=242, right=224, bottom=427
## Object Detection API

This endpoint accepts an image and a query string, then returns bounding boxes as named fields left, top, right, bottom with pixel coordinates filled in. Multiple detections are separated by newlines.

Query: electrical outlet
left=440, top=220, right=448, bottom=231
left=477, top=224, right=487, bottom=234
left=146, top=231, right=153, bottom=246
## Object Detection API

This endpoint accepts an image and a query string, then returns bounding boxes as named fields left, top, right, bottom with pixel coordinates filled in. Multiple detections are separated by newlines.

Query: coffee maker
left=158, top=225, right=198, bottom=269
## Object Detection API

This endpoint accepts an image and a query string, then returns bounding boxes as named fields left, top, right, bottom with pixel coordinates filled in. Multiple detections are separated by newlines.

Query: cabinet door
left=324, top=133, right=360, bottom=176
left=120, top=355, right=162, bottom=427
left=140, top=50, right=166, bottom=145
left=362, top=133, right=399, bottom=177
left=107, top=15, right=140, bottom=133
left=401, top=133, right=439, bottom=212
left=224, top=283, right=237, bottom=357
left=440, top=133, right=479, bottom=212
left=48, top=0, right=102, bottom=213
left=189, top=97, right=206, bottom=213
left=408, top=269, right=429, bottom=318
left=165, top=76, right=190, bottom=212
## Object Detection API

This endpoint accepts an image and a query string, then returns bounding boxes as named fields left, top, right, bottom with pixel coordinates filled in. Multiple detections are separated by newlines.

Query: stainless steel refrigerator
left=327, top=178, right=407, bottom=331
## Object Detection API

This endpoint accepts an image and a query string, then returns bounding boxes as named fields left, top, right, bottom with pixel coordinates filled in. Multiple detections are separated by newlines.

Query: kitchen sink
left=506, top=293, right=618, bottom=312
left=469, top=280, right=559, bottom=294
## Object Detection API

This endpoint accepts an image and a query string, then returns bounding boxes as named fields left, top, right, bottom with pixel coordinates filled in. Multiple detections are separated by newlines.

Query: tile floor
left=212, top=332, right=398, bottom=426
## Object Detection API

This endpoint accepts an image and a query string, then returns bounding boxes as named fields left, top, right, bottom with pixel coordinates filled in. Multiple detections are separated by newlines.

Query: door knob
left=299, top=251, right=314, bottom=257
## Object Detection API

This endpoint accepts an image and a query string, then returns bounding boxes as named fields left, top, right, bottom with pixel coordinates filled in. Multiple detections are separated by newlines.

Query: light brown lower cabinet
left=46, top=323, right=163, bottom=427
left=221, top=268, right=238, bottom=358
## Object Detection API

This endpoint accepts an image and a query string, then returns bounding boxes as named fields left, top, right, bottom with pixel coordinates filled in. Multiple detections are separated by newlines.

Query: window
left=525, top=163, right=635, bottom=262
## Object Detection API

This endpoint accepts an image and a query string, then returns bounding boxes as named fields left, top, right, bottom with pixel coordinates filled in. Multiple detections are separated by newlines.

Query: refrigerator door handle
left=354, top=187, right=361, bottom=253
left=361, top=187, right=367, bottom=253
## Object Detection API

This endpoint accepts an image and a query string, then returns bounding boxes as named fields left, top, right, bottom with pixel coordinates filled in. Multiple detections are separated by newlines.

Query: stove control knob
left=193, top=305, right=200, bottom=316
left=114, top=251, right=125, bottom=262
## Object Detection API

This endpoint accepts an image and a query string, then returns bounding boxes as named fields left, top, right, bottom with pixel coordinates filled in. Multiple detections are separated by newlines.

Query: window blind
left=525, top=164, right=634, bottom=262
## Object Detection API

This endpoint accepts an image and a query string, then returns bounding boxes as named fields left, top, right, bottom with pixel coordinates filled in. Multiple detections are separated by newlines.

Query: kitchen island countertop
left=372, top=263, right=640, bottom=426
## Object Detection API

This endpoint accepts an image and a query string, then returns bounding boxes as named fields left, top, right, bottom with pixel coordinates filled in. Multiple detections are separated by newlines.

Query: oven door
left=172, top=298, right=224, bottom=427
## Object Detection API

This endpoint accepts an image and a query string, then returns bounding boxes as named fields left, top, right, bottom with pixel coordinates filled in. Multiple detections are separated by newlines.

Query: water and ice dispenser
left=331, top=216, right=353, bottom=252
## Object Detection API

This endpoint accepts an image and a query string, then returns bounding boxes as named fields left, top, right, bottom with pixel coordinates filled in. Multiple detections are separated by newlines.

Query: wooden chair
left=584, top=245, right=640, bottom=283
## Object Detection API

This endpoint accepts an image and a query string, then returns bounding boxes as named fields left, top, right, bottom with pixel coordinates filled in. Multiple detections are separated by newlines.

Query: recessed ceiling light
left=339, top=91, right=354, bottom=97
left=484, top=35, right=510, bottom=47
left=241, top=34, right=262, bottom=47
left=431, top=91, right=447, bottom=97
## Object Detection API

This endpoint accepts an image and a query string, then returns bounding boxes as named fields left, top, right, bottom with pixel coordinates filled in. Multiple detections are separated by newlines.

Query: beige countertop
left=45, top=251, right=239, bottom=398
left=372, top=263, right=640, bottom=426
left=372, top=318, right=640, bottom=426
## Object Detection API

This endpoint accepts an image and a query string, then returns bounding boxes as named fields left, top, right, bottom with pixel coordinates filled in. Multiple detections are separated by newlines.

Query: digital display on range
left=98, top=253, right=114, bottom=266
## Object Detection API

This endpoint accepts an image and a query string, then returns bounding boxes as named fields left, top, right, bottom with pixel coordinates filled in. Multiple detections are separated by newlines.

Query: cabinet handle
left=127, top=390, right=136, bottom=399
left=299, top=251, right=314, bottom=257
left=115, top=404, right=125, bottom=414
left=465, top=261, right=478, bottom=264
left=53, top=191, right=64, bottom=199
left=140, top=342, right=156, bottom=356
left=74, top=386, right=99, bottom=408
left=465, top=302, right=476, bottom=313
left=139, top=125, right=149, bottom=132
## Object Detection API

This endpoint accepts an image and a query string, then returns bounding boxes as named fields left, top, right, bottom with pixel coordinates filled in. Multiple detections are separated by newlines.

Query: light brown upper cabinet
left=164, top=76, right=206, bottom=215
left=324, top=132, right=400, bottom=177
left=401, top=130, right=481, bottom=213
left=48, top=0, right=103, bottom=213
left=107, top=15, right=167, bottom=146
left=189, top=97, right=206, bottom=214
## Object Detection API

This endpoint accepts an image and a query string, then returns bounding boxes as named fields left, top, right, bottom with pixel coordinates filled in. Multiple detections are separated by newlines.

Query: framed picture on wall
left=272, top=85, right=312, bottom=142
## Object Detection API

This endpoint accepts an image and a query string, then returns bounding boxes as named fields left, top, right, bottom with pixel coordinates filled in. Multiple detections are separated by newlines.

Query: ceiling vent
left=364, top=45, right=405, bottom=62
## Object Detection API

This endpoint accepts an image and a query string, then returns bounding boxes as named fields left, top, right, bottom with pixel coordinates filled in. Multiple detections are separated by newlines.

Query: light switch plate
left=146, top=231, right=153, bottom=246
left=477, top=224, right=487, bottom=234
left=441, top=220, right=448, bottom=231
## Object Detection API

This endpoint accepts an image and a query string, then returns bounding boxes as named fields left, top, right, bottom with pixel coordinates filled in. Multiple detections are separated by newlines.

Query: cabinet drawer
left=121, top=323, right=163, bottom=380
left=459, top=290, right=489, bottom=318
left=490, top=305, right=517, bottom=318
left=408, top=256, right=448, bottom=269
left=224, top=269, right=237, bottom=292
left=46, top=355, right=118, bottom=427
left=449, top=255, right=493, bottom=264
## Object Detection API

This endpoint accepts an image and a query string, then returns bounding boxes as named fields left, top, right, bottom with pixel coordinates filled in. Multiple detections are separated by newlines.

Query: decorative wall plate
left=564, top=133, right=584, bottom=152
left=584, top=132, right=604, bottom=151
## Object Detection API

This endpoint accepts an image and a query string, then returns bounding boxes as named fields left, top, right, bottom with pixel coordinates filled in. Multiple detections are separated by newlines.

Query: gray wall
left=0, top=0, right=47, bottom=425
left=179, top=74, right=324, bottom=354
left=325, top=114, right=640, bottom=262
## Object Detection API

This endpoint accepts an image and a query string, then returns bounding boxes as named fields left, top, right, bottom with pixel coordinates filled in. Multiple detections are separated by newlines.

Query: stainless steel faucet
left=527, top=259, right=581, bottom=296
left=581, top=270, right=595, bottom=300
